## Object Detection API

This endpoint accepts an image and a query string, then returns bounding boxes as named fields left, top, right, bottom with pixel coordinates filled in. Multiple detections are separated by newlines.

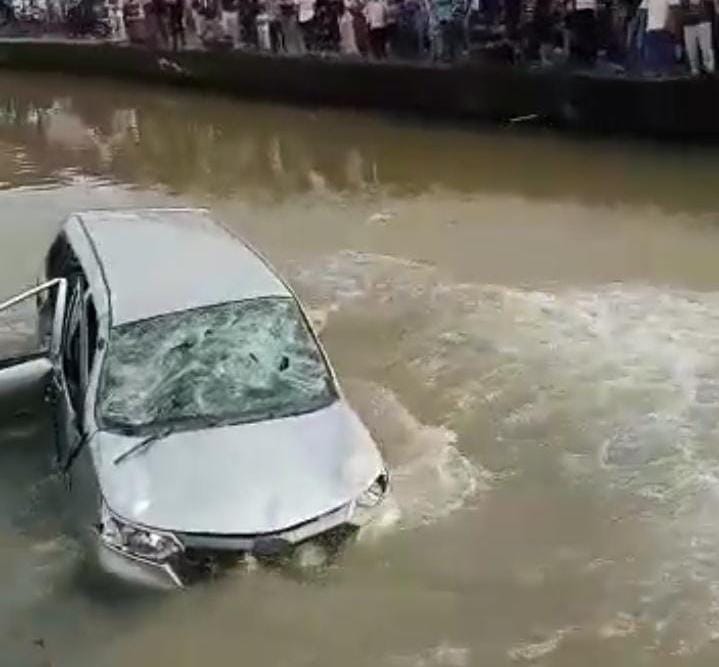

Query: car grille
left=172, top=523, right=358, bottom=585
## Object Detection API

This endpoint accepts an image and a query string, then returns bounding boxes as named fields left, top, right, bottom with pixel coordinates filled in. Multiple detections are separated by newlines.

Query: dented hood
left=91, top=400, right=383, bottom=534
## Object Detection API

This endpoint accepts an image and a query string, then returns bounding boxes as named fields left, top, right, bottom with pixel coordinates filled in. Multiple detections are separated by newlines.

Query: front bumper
left=96, top=500, right=382, bottom=589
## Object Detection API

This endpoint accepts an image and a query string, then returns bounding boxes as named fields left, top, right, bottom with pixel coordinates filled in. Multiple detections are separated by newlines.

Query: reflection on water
left=4, top=71, right=719, bottom=666
left=3, top=72, right=719, bottom=213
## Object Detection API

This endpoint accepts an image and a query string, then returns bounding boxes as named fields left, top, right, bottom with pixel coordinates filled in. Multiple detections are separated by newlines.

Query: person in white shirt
left=364, top=0, right=388, bottom=57
left=220, top=0, right=239, bottom=47
left=297, top=0, right=316, bottom=50
left=339, top=0, right=360, bottom=54
left=644, top=0, right=678, bottom=72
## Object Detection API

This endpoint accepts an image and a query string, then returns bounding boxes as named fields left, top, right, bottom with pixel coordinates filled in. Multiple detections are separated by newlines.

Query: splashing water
left=291, top=250, right=719, bottom=652
left=292, top=251, right=719, bottom=514
left=346, top=381, right=486, bottom=535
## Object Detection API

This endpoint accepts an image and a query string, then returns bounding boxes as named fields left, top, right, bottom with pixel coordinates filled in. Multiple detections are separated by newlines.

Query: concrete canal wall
left=0, top=38, right=718, bottom=137
left=563, top=72, right=719, bottom=137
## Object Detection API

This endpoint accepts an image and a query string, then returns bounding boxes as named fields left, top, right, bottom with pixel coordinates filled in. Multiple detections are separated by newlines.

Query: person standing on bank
left=265, top=0, right=284, bottom=50
left=147, top=0, right=170, bottom=47
left=238, top=0, right=260, bottom=47
left=123, top=0, right=144, bottom=41
left=348, top=0, right=370, bottom=53
left=529, top=0, right=555, bottom=63
left=339, top=0, right=361, bottom=54
left=365, top=0, right=389, bottom=57
left=298, top=0, right=317, bottom=50
left=279, top=0, right=303, bottom=51
left=435, top=0, right=465, bottom=60
left=314, top=0, right=341, bottom=51
left=626, top=0, right=648, bottom=69
left=220, top=0, right=239, bottom=45
left=168, top=0, right=186, bottom=48
left=644, top=0, right=679, bottom=72
left=679, top=0, right=714, bottom=74
left=385, top=0, right=401, bottom=54
left=569, top=0, right=598, bottom=63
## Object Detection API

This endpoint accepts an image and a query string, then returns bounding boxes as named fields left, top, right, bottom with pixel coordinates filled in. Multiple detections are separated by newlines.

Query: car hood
left=91, top=401, right=384, bottom=534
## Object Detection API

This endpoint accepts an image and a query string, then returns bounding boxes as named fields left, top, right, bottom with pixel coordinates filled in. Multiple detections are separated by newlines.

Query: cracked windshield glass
left=99, top=297, right=335, bottom=430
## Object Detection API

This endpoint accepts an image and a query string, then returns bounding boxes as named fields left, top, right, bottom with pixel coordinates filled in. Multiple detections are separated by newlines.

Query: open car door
left=0, top=279, right=67, bottom=447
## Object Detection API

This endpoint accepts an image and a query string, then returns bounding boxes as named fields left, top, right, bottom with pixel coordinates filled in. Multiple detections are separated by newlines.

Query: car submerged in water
left=0, top=209, right=388, bottom=588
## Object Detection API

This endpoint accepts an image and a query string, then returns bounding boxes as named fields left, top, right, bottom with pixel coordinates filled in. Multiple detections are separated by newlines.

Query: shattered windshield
left=97, top=297, right=336, bottom=432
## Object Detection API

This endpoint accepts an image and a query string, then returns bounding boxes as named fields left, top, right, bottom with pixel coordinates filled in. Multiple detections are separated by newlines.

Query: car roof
left=72, top=209, right=289, bottom=326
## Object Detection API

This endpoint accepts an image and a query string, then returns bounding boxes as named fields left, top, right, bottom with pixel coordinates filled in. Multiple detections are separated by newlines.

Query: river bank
left=0, top=38, right=717, bottom=137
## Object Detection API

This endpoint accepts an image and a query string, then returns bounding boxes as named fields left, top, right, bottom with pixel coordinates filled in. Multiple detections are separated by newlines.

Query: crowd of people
left=4, top=0, right=719, bottom=74
left=113, top=0, right=719, bottom=73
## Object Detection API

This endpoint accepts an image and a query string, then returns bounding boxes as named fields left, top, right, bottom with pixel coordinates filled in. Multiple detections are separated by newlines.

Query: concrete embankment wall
left=563, top=73, right=719, bottom=137
left=1, top=39, right=719, bottom=137
left=0, top=40, right=560, bottom=122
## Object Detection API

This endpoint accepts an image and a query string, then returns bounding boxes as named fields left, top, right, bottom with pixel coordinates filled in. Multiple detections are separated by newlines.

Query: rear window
left=97, top=297, right=336, bottom=433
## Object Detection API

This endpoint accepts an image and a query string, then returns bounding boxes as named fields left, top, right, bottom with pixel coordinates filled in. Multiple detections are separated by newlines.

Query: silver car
left=0, top=209, right=388, bottom=589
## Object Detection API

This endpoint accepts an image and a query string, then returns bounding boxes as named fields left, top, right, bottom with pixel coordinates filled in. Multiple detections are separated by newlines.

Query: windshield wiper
left=113, top=426, right=175, bottom=466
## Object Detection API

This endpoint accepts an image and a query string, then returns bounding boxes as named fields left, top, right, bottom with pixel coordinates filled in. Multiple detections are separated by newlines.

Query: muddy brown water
left=3, top=71, right=719, bottom=667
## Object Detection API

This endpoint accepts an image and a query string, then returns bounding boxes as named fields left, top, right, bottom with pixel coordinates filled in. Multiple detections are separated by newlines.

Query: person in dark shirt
left=529, top=0, right=555, bottom=63
left=168, top=0, right=186, bottom=49
left=568, top=0, right=598, bottom=64
left=153, top=0, right=170, bottom=46
left=315, top=0, right=341, bottom=50
left=0, top=0, right=16, bottom=23
left=435, top=0, right=466, bottom=60
left=239, top=0, right=260, bottom=47
left=504, top=0, right=521, bottom=42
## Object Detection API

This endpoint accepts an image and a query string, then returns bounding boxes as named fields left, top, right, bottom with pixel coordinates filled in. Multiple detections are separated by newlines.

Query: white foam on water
left=508, top=627, right=576, bottom=662
left=293, top=251, right=719, bottom=509
left=347, top=381, right=486, bottom=535
left=386, top=643, right=471, bottom=667
left=290, top=250, right=719, bottom=651
left=598, top=612, right=638, bottom=639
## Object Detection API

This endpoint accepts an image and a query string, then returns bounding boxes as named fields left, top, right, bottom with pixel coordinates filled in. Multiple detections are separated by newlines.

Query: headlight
left=98, top=502, right=182, bottom=563
left=356, top=470, right=390, bottom=510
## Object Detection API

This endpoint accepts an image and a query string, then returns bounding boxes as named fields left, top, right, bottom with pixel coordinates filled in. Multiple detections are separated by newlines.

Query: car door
left=0, top=279, right=68, bottom=449
left=61, top=285, right=104, bottom=530
left=54, top=279, right=88, bottom=470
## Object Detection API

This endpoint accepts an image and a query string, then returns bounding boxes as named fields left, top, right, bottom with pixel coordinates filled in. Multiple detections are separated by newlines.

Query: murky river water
left=3, top=71, right=719, bottom=667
